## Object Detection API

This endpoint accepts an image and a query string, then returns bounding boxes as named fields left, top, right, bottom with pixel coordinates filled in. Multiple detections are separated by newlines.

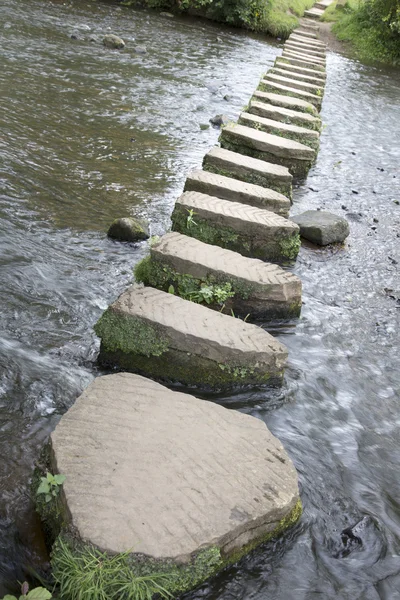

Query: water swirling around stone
left=0, top=0, right=400, bottom=597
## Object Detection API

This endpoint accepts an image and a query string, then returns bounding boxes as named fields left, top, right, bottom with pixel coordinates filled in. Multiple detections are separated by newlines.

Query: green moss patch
left=279, top=233, right=301, bottom=261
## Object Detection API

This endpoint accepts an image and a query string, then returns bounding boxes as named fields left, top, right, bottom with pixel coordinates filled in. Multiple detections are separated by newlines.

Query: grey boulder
left=292, top=210, right=349, bottom=245
left=210, top=114, right=229, bottom=127
left=103, top=34, right=125, bottom=49
left=107, top=217, right=149, bottom=242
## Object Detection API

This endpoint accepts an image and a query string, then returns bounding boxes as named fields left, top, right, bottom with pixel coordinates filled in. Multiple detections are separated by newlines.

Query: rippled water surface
left=1, top=0, right=400, bottom=597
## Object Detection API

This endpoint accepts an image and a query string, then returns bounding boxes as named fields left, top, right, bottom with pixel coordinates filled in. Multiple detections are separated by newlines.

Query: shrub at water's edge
left=120, top=0, right=316, bottom=38
left=323, top=0, right=400, bottom=65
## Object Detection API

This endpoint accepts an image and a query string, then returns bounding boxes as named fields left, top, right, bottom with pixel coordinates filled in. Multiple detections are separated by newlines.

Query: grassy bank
left=321, top=0, right=400, bottom=65
left=121, top=0, right=316, bottom=38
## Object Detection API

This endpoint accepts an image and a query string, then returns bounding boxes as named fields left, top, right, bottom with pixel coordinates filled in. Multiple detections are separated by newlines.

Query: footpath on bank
left=34, top=6, right=335, bottom=599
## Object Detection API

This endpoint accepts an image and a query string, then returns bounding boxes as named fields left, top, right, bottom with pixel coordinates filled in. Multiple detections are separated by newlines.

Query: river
left=1, top=0, right=400, bottom=597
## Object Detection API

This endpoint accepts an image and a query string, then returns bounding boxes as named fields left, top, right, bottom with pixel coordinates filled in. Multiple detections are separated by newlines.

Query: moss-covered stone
left=279, top=233, right=301, bottom=260
left=107, top=217, right=149, bottom=243
left=238, top=117, right=320, bottom=151
left=258, top=81, right=321, bottom=110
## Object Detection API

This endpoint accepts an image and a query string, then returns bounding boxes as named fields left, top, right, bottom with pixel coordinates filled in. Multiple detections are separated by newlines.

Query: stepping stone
left=95, top=286, right=289, bottom=386
left=292, top=210, right=350, bottom=245
left=137, top=232, right=302, bottom=320
left=263, top=72, right=324, bottom=95
left=184, top=169, right=290, bottom=216
left=253, top=89, right=319, bottom=114
left=289, top=34, right=326, bottom=48
left=275, top=58, right=326, bottom=80
left=203, top=146, right=292, bottom=198
left=285, top=42, right=326, bottom=58
left=46, top=372, right=301, bottom=598
left=277, top=54, right=326, bottom=73
left=248, top=100, right=321, bottom=132
left=300, top=17, right=320, bottom=27
left=171, top=191, right=300, bottom=262
left=238, top=111, right=320, bottom=151
left=220, top=123, right=316, bottom=177
left=282, top=49, right=326, bottom=66
left=259, top=80, right=322, bottom=110
left=304, top=7, right=325, bottom=18
left=270, top=67, right=325, bottom=87
left=315, top=0, right=333, bottom=9
left=295, top=28, right=318, bottom=38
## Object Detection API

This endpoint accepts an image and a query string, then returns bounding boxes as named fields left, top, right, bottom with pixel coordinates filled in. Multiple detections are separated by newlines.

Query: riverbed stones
left=219, top=124, right=316, bottom=177
left=252, top=89, right=318, bottom=115
left=107, top=217, right=149, bottom=242
left=238, top=112, right=320, bottom=151
left=95, top=286, right=288, bottom=387
left=171, top=191, right=300, bottom=261
left=292, top=210, right=350, bottom=245
left=49, top=372, right=301, bottom=595
left=259, top=80, right=322, bottom=110
left=248, top=100, right=321, bottom=132
left=184, top=169, right=290, bottom=216
left=137, top=232, right=302, bottom=319
left=262, top=73, right=324, bottom=96
left=275, top=59, right=326, bottom=80
left=102, top=34, right=125, bottom=49
left=203, top=146, right=293, bottom=197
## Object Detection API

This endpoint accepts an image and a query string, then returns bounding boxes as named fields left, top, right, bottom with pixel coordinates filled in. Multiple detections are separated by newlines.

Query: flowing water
left=1, top=0, right=400, bottom=597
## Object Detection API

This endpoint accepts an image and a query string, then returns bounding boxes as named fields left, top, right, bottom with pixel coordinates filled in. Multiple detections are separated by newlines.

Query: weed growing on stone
left=1, top=582, right=52, bottom=600
left=37, top=472, right=66, bottom=504
left=186, top=208, right=198, bottom=229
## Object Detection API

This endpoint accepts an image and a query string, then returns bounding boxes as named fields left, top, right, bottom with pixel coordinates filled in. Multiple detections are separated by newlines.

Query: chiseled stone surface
left=151, top=232, right=302, bottom=319
left=275, top=58, right=326, bottom=80
left=171, top=191, right=300, bottom=261
left=238, top=112, right=320, bottom=150
left=270, top=67, right=325, bottom=87
left=292, top=210, right=350, bottom=245
left=203, top=146, right=292, bottom=197
left=263, top=72, right=324, bottom=95
left=184, top=169, right=291, bottom=216
left=96, top=285, right=288, bottom=386
left=248, top=100, right=320, bottom=131
left=51, top=372, right=300, bottom=561
left=259, top=79, right=322, bottom=109
left=253, top=89, right=318, bottom=114
left=220, top=123, right=315, bottom=176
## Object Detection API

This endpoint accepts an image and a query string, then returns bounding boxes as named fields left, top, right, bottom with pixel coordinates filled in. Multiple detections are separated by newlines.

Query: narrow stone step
left=48, top=372, right=301, bottom=596
left=171, top=191, right=300, bottom=262
left=259, top=79, right=322, bottom=109
left=238, top=111, right=320, bottom=151
left=264, top=72, right=324, bottom=95
left=300, top=17, right=320, bottom=27
left=295, top=28, right=318, bottom=38
left=277, top=55, right=326, bottom=73
left=315, top=0, right=333, bottom=8
left=249, top=100, right=321, bottom=132
left=253, top=89, right=319, bottom=114
left=270, top=67, right=325, bottom=87
left=304, top=7, right=325, bottom=18
left=282, top=49, right=326, bottom=66
left=184, top=169, right=290, bottom=216
left=289, top=34, right=326, bottom=48
left=95, top=286, right=289, bottom=387
left=219, top=123, right=316, bottom=177
left=203, top=146, right=292, bottom=198
left=136, top=232, right=302, bottom=320
left=275, top=58, right=327, bottom=80
left=285, top=41, right=326, bottom=58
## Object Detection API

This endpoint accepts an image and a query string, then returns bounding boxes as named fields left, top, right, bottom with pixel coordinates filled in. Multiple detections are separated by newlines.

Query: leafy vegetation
left=37, top=472, right=66, bottom=504
left=2, top=582, right=52, bottom=600
left=324, top=0, right=400, bottom=64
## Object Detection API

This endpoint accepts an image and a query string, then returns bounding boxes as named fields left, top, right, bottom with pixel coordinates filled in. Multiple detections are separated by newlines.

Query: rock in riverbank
left=292, top=210, right=350, bottom=245
left=103, top=34, right=125, bottom=49
left=107, top=217, right=149, bottom=242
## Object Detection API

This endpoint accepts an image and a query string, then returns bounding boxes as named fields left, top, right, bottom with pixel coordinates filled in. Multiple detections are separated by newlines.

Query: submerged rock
left=292, top=210, right=350, bottom=245
left=102, top=34, right=125, bottom=49
left=210, top=114, right=229, bottom=127
left=107, top=217, right=149, bottom=242
left=134, top=45, right=147, bottom=54
left=160, top=11, right=174, bottom=18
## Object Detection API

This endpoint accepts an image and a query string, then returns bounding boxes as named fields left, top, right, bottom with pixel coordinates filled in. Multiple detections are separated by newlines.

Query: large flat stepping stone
left=203, top=146, right=292, bottom=198
left=263, top=72, right=324, bottom=95
left=48, top=372, right=301, bottom=596
left=253, top=89, right=319, bottom=115
left=292, top=210, right=350, bottom=245
left=275, top=58, right=327, bottom=80
left=171, top=191, right=300, bottom=262
left=238, top=111, right=320, bottom=151
left=249, top=100, right=321, bottom=132
left=220, top=123, right=315, bottom=177
left=184, top=169, right=290, bottom=216
left=284, top=41, right=326, bottom=58
left=278, top=55, right=326, bottom=73
left=259, top=79, right=322, bottom=109
left=270, top=67, right=325, bottom=88
left=137, top=232, right=302, bottom=320
left=95, top=286, right=289, bottom=387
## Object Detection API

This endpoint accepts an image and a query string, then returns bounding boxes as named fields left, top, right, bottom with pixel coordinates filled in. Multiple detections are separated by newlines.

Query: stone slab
left=263, top=72, right=324, bottom=95
left=248, top=100, right=321, bottom=132
left=288, top=34, right=326, bottom=48
left=238, top=112, right=320, bottom=151
left=95, top=285, right=288, bottom=386
left=282, top=50, right=326, bottom=66
left=184, top=169, right=290, bottom=216
left=295, top=29, right=318, bottom=38
left=276, top=55, right=326, bottom=73
left=171, top=191, right=300, bottom=262
left=253, top=89, right=319, bottom=115
left=285, top=41, right=326, bottom=58
left=51, top=372, right=300, bottom=567
left=292, top=210, right=350, bottom=245
left=270, top=67, right=325, bottom=87
left=259, top=80, right=322, bottom=110
left=275, top=58, right=326, bottom=80
left=147, top=232, right=302, bottom=319
left=220, top=123, right=315, bottom=177
left=203, top=146, right=292, bottom=197
left=304, top=7, right=325, bottom=18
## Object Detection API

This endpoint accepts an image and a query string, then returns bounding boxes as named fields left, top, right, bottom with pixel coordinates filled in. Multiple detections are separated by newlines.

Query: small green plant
left=187, top=282, right=234, bottom=305
left=2, top=581, right=52, bottom=600
left=36, top=472, right=66, bottom=503
left=186, top=208, right=198, bottom=229
left=316, top=88, right=322, bottom=97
